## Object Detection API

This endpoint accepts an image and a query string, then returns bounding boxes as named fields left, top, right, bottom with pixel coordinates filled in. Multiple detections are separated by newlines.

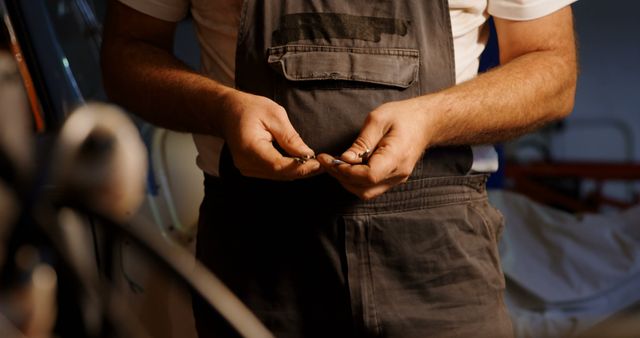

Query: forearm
left=101, top=36, right=234, bottom=137
left=422, top=48, right=576, bottom=148
left=418, top=6, right=577, bottom=148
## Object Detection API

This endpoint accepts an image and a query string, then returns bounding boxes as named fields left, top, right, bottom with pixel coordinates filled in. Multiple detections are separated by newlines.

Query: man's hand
left=220, top=90, right=323, bottom=180
left=102, top=1, right=321, bottom=181
left=317, top=98, right=433, bottom=200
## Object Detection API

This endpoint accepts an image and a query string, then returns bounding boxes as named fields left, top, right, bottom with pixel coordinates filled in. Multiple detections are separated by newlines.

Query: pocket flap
left=267, top=45, right=419, bottom=89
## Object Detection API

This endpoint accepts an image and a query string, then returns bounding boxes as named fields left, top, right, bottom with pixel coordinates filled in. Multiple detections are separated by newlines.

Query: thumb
left=270, top=116, right=315, bottom=158
left=341, top=117, right=387, bottom=164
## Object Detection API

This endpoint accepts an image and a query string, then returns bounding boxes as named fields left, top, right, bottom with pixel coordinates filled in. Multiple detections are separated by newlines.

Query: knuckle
left=368, top=108, right=387, bottom=124
left=270, top=161, right=284, bottom=173
left=237, top=167, right=250, bottom=176
left=237, top=143, right=253, bottom=156
left=294, top=164, right=310, bottom=177
left=361, top=190, right=379, bottom=201
left=398, top=166, right=413, bottom=179
left=236, top=164, right=255, bottom=178
left=353, top=137, right=371, bottom=152
left=230, top=154, right=247, bottom=171
left=231, top=137, right=254, bottom=155
left=270, top=104, right=288, bottom=118
left=365, top=172, right=381, bottom=185
left=282, top=130, right=302, bottom=146
left=297, top=164, right=318, bottom=178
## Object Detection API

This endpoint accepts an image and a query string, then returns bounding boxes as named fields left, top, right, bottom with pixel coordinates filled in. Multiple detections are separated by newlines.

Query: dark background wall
left=556, top=0, right=640, bottom=162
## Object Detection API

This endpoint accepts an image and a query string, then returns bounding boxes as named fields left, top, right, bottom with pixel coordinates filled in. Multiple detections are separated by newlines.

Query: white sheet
left=488, top=190, right=640, bottom=337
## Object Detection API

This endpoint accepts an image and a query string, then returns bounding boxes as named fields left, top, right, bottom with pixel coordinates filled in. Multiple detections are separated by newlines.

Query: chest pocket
left=267, top=44, right=420, bottom=156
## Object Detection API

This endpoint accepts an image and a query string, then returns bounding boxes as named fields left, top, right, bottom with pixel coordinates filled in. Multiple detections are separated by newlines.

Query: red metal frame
left=505, top=161, right=640, bottom=212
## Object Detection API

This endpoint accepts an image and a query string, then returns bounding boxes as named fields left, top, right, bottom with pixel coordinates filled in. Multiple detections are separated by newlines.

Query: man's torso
left=187, top=0, right=498, bottom=176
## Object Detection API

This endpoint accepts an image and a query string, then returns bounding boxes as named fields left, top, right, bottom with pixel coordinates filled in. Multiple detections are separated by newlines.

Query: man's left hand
left=317, top=98, right=435, bottom=200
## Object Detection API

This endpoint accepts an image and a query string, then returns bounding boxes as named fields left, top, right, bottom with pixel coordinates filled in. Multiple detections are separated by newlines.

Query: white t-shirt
left=119, top=0, right=576, bottom=176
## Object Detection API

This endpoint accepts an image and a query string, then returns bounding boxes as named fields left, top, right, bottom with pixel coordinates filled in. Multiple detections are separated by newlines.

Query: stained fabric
left=272, top=13, right=410, bottom=44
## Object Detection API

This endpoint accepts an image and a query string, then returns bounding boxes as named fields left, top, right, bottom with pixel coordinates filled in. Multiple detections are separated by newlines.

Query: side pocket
left=467, top=199, right=506, bottom=290
left=488, top=201, right=506, bottom=244
left=468, top=199, right=504, bottom=245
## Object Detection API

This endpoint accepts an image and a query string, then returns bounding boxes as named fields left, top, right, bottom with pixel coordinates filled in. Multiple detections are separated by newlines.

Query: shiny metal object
left=358, top=148, right=372, bottom=162
left=293, top=154, right=315, bottom=164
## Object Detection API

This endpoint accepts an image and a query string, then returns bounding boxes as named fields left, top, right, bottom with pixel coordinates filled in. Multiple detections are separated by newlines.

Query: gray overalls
left=193, top=1, right=513, bottom=337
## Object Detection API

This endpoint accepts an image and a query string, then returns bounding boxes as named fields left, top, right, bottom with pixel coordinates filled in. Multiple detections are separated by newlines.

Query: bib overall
left=193, top=1, right=513, bottom=337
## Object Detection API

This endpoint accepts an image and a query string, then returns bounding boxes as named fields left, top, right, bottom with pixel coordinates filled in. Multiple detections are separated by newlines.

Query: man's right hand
left=219, top=90, right=323, bottom=180
left=102, top=1, right=321, bottom=181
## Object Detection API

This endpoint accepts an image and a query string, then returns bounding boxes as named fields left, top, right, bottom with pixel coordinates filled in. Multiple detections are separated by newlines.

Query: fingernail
left=342, top=151, right=357, bottom=161
left=332, top=159, right=346, bottom=165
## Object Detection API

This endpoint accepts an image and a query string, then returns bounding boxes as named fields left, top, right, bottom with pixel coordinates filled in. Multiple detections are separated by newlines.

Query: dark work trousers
left=192, top=172, right=513, bottom=338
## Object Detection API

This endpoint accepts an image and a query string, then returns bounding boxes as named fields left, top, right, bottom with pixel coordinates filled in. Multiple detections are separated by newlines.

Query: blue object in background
left=479, top=17, right=505, bottom=189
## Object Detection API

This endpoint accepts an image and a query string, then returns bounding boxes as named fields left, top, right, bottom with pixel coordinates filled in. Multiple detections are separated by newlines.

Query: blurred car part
left=143, top=129, right=206, bottom=246
left=2, top=1, right=273, bottom=337
left=52, top=103, right=147, bottom=223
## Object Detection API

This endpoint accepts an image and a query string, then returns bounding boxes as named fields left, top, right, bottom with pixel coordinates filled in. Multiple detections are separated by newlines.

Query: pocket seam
left=467, top=201, right=498, bottom=243
left=267, top=44, right=420, bottom=88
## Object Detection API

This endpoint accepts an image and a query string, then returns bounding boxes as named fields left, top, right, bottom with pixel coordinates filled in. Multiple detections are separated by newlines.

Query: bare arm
left=101, top=0, right=227, bottom=135
left=318, top=6, right=578, bottom=199
left=101, top=1, right=321, bottom=180
left=422, top=7, right=577, bottom=146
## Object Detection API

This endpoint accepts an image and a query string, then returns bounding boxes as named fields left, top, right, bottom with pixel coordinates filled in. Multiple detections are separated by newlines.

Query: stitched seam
left=364, top=215, right=382, bottom=335
left=268, top=44, right=420, bottom=56
left=468, top=201, right=496, bottom=243
left=280, top=72, right=415, bottom=88
left=340, top=195, right=487, bottom=216
left=235, top=0, right=250, bottom=53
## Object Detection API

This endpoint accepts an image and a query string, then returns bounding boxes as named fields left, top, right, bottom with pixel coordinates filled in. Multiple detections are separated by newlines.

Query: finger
left=280, top=158, right=324, bottom=179
left=268, top=112, right=315, bottom=159
left=319, top=154, right=400, bottom=194
left=334, top=178, right=396, bottom=200
left=340, top=115, right=388, bottom=164
left=321, top=164, right=404, bottom=200
left=317, top=153, right=358, bottom=183
left=316, top=154, right=356, bottom=190
left=357, top=183, right=395, bottom=200
left=334, top=149, right=398, bottom=186
left=251, top=141, right=322, bottom=180
left=319, top=151, right=397, bottom=188
left=335, top=167, right=406, bottom=190
left=317, top=153, right=348, bottom=169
